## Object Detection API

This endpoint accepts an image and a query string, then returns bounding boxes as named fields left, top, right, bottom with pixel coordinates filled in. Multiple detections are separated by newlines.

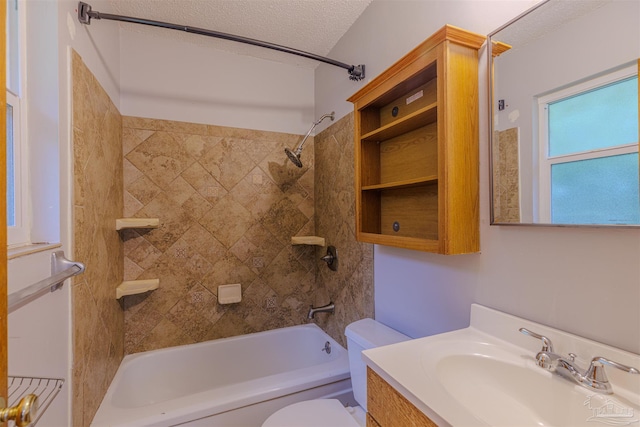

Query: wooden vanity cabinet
left=347, top=25, right=484, bottom=254
left=367, top=368, right=437, bottom=427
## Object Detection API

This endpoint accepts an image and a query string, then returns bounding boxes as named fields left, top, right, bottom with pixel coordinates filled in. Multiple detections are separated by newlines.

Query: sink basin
left=362, top=305, right=640, bottom=427
left=430, top=344, right=639, bottom=426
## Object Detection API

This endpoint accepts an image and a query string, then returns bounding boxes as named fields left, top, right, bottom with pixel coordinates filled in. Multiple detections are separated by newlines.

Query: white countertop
left=363, top=304, right=640, bottom=427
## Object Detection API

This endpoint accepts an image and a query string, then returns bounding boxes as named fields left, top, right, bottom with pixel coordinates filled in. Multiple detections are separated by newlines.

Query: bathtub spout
left=308, top=302, right=335, bottom=319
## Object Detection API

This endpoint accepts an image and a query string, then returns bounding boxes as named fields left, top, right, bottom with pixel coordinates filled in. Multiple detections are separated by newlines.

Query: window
left=7, top=0, right=29, bottom=245
left=537, top=66, right=639, bottom=225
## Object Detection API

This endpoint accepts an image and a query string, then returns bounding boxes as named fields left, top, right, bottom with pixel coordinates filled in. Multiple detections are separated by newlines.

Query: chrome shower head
left=285, top=111, right=335, bottom=168
left=284, top=147, right=303, bottom=168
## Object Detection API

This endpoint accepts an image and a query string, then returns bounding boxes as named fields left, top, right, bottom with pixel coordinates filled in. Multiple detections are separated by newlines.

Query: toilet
left=262, top=318, right=410, bottom=427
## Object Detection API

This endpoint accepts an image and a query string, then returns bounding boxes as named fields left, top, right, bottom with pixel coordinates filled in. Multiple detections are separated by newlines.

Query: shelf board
left=116, top=279, right=160, bottom=299
left=362, top=176, right=438, bottom=191
left=361, top=103, right=437, bottom=142
left=116, top=218, right=160, bottom=230
left=291, top=236, right=326, bottom=246
left=357, top=232, right=440, bottom=252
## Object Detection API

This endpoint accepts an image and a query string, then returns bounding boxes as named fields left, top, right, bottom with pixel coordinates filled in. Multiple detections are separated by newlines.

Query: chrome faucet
left=308, top=302, right=335, bottom=319
left=519, top=328, right=639, bottom=394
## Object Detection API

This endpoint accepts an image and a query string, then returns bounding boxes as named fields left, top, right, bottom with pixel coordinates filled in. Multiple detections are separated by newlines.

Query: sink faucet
left=308, top=302, right=335, bottom=319
left=519, top=328, right=639, bottom=394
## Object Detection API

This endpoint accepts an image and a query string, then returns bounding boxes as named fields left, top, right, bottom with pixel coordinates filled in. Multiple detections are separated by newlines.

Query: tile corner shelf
left=115, top=218, right=160, bottom=230
left=291, top=236, right=326, bottom=246
left=347, top=24, right=482, bottom=255
left=116, top=279, right=160, bottom=299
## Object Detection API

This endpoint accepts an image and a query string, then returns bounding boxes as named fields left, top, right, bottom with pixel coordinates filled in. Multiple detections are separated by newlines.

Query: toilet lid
left=262, top=399, right=361, bottom=427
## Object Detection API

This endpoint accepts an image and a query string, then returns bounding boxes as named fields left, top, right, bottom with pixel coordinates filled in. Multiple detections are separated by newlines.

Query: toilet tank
left=344, top=319, right=410, bottom=411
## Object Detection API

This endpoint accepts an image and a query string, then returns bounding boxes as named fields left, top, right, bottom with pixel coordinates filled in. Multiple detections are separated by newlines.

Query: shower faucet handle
left=320, top=246, right=338, bottom=271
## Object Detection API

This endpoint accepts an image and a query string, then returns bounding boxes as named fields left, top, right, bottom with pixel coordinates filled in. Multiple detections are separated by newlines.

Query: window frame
left=536, top=65, right=639, bottom=223
left=6, top=89, right=29, bottom=246
left=6, top=0, right=30, bottom=247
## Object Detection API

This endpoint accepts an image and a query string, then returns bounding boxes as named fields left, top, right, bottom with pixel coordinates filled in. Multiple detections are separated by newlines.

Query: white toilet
left=262, top=318, right=410, bottom=427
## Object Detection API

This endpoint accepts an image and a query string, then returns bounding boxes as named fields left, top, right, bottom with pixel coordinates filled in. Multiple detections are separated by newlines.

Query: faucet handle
left=583, top=356, right=639, bottom=393
left=519, top=328, right=554, bottom=353
left=586, top=357, right=640, bottom=381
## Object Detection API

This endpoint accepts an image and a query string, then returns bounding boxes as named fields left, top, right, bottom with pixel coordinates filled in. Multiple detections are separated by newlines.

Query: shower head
left=285, top=112, right=335, bottom=168
left=285, top=147, right=303, bottom=168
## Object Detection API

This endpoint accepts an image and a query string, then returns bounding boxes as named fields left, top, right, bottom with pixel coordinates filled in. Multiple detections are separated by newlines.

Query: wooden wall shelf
left=348, top=25, right=482, bottom=254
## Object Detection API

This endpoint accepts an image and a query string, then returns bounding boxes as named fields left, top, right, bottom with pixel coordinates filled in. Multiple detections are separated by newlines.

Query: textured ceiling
left=109, top=0, right=373, bottom=68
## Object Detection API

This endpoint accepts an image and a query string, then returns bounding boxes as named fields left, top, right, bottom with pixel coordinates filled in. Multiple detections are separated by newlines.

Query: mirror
left=488, top=0, right=639, bottom=226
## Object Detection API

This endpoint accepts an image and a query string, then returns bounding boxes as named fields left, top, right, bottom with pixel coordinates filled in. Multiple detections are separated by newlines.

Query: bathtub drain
left=321, top=341, right=331, bottom=354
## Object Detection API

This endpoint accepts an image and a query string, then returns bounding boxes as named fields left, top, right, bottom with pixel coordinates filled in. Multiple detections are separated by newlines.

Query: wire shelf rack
left=8, top=376, right=64, bottom=426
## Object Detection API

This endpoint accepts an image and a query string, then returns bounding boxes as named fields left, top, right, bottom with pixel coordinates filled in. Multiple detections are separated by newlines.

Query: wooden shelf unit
left=348, top=25, right=483, bottom=254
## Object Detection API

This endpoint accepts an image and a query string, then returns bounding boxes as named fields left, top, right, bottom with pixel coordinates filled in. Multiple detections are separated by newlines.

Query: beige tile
left=203, top=252, right=257, bottom=294
left=246, top=138, right=282, bottom=165
left=261, top=248, right=309, bottom=299
left=182, top=191, right=213, bottom=221
left=180, top=223, right=227, bottom=264
left=124, top=256, right=144, bottom=281
left=127, top=238, right=163, bottom=270
left=169, top=132, right=221, bottom=160
left=123, top=191, right=144, bottom=217
left=207, top=312, right=255, bottom=340
left=136, top=192, right=193, bottom=252
left=199, top=138, right=257, bottom=191
left=137, top=318, right=196, bottom=353
left=126, top=131, right=195, bottom=188
left=166, top=297, right=216, bottom=342
left=199, top=194, right=254, bottom=248
left=123, top=158, right=144, bottom=187
left=72, top=50, right=125, bottom=427
left=122, top=127, right=154, bottom=156
left=126, top=174, right=162, bottom=206
left=261, top=197, right=309, bottom=244
left=181, top=162, right=228, bottom=205
left=165, top=175, right=197, bottom=206
left=230, top=236, right=258, bottom=263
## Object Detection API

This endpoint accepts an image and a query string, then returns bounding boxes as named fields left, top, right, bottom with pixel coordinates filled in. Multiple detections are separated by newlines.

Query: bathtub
left=91, top=323, right=353, bottom=427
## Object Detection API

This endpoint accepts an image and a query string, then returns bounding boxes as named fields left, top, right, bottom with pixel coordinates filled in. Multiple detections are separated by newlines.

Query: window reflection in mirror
left=489, top=0, right=639, bottom=226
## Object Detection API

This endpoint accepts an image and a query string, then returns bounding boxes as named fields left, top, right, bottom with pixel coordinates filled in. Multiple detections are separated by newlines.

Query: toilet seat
left=262, top=399, right=363, bottom=427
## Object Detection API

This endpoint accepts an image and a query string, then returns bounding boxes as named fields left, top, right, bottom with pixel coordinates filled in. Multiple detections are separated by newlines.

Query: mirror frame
left=487, top=0, right=640, bottom=228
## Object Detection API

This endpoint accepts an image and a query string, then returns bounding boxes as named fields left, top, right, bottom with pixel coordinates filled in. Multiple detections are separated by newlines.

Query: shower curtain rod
left=77, top=2, right=365, bottom=81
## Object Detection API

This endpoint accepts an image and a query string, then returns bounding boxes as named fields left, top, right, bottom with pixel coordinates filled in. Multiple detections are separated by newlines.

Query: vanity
left=363, top=304, right=640, bottom=426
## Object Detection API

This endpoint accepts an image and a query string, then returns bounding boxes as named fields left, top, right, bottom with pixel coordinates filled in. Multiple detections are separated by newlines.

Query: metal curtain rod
left=77, top=2, right=365, bottom=81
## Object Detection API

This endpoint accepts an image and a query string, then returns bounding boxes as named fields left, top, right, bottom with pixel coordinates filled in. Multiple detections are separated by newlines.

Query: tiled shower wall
left=122, top=117, right=317, bottom=353
left=313, top=113, right=374, bottom=346
left=71, top=51, right=124, bottom=427
left=70, top=49, right=375, bottom=423
left=492, top=128, right=520, bottom=223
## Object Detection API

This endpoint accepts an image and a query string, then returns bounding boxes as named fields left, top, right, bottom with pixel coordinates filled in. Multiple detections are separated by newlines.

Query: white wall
left=119, top=29, right=315, bottom=135
left=6, top=1, right=121, bottom=426
left=8, top=248, right=69, bottom=426
left=316, top=0, right=640, bottom=355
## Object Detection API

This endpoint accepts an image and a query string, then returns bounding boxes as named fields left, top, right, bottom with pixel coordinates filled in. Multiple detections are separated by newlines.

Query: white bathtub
left=91, top=323, right=353, bottom=427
